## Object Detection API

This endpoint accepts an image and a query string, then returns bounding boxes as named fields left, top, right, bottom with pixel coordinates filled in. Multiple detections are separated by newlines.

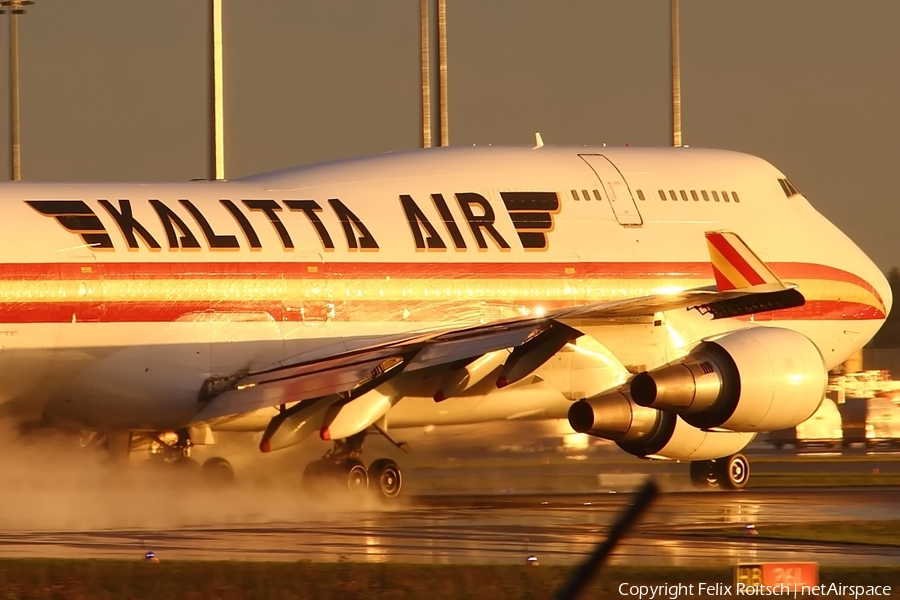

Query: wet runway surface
left=1, top=487, right=898, bottom=567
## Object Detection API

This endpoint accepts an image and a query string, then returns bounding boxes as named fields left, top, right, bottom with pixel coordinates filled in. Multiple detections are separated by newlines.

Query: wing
left=190, top=231, right=804, bottom=423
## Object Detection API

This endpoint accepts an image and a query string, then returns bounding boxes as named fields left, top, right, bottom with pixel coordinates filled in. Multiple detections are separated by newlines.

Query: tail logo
left=705, top=231, right=779, bottom=291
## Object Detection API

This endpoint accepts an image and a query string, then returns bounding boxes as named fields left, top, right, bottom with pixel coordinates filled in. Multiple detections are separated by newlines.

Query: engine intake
left=630, top=327, right=826, bottom=432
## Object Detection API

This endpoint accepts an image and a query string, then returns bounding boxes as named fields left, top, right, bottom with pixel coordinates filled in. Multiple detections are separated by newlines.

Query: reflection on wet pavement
left=0, top=488, right=897, bottom=567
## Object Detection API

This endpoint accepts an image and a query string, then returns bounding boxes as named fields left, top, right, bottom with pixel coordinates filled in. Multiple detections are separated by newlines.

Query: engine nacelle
left=567, top=391, right=753, bottom=461
left=629, top=327, right=826, bottom=432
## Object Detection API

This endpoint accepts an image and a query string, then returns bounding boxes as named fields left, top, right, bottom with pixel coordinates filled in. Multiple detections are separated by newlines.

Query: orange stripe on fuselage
left=0, top=261, right=885, bottom=323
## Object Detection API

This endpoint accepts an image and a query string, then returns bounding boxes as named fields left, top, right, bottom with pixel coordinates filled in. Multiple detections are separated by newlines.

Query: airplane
left=0, top=145, right=889, bottom=498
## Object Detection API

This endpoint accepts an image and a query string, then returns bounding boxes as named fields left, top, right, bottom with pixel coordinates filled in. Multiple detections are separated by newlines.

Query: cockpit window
left=778, top=178, right=800, bottom=198
left=778, top=179, right=791, bottom=197
left=785, top=179, right=799, bottom=196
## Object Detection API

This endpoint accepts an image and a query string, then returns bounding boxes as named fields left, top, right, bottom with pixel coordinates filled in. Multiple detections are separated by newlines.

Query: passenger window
left=680, top=190, right=688, bottom=202
left=571, top=190, right=579, bottom=201
left=637, top=189, right=645, bottom=201
left=658, top=190, right=666, bottom=201
left=593, top=189, right=602, bottom=201
left=690, top=190, right=699, bottom=201
left=732, top=192, right=740, bottom=203
left=582, top=189, right=590, bottom=201
left=712, top=191, right=720, bottom=202
left=669, top=190, right=677, bottom=201
left=722, top=191, right=730, bottom=203
left=701, top=190, right=709, bottom=202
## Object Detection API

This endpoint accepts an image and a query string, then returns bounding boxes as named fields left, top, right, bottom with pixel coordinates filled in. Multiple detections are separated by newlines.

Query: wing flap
left=406, top=323, right=539, bottom=370
left=192, top=354, right=401, bottom=422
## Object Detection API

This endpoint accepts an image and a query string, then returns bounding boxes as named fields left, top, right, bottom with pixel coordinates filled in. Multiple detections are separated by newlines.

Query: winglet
left=705, top=231, right=783, bottom=291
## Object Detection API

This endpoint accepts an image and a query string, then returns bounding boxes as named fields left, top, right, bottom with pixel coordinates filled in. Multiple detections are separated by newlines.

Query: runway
left=0, top=487, right=897, bottom=567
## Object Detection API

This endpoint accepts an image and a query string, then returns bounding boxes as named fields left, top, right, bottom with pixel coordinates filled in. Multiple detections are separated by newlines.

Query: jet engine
left=567, top=391, right=753, bottom=461
left=629, top=327, right=826, bottom=432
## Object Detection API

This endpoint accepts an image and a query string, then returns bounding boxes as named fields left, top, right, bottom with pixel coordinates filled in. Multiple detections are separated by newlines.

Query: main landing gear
left=689, top=453, right=750, bottom=490
left=139, top=430, right=236, bottom=486
left=302, top=431, right=404, bottom=500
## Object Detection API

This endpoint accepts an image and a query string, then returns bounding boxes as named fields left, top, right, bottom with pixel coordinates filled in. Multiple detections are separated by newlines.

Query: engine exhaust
left=629, top=353, right=732, bottom=414
left=567, top=390, right=662, bottom=443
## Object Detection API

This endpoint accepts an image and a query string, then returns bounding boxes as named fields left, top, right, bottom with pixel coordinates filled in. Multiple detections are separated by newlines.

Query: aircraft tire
left=201, top=457, right=235, bottom=486
left=302, top=459, right=330, bottom=492
left=368, top=458, right=402, bottom=499
left=173, top=456, right=201, bottom=471
left=716, top=453, right=750, bottom=490
left=689, top=460, right=719, bottom=489
left=341, top=458, right=369, bottom=493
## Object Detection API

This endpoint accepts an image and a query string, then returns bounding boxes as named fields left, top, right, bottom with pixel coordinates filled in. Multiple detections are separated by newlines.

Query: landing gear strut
left=689, top=453, right=749, bottom=490
left=302, top=430, right=404, bottom=500
left=142, top=430, right=235, bottom=485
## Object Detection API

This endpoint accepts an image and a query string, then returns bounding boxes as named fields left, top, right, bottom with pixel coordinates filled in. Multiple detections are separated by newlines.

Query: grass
left=0, top=561, right=895, bottom=600
left=683, top=520, right=900, bottom=547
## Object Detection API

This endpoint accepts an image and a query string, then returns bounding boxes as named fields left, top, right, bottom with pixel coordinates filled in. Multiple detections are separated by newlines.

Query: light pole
left=437, top=0, right=448, bottom=146
left=210, top=0, right=224, bottom=180
left=419, top=0, right=431, bottom=148
left=671, top=0, right=682, bottom=148
left=1, top=0, right=33, bottom=181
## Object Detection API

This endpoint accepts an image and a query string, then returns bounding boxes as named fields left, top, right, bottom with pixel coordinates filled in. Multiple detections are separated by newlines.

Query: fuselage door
left=65, top=248, right=104, bottom=323
left=578, top=154, right=643, bottom=226
left=286, top=253, right=331, bottom=323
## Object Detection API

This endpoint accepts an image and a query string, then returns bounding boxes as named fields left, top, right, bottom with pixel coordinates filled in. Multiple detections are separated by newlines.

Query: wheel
left=716, top=453, right=750, bottom=490
left=368, top=458, right=403, bottom=499
left=302, top=459, right=331, bottom=492
left=201, top=457, right=235, bottom=486
left=689, top=460, right=719, bottom=489
left=341, top=459, right=369, bottom=493
left=173, top=456, right=201, bottom=471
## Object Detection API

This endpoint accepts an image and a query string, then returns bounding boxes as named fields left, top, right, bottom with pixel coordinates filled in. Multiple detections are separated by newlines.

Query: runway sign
left=734, top=562, right=819, bottom=590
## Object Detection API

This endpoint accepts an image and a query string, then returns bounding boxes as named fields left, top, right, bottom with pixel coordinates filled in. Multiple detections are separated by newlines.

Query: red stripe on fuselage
left=0, top=260, right=876, bottom=284
left=0, top=261, right=883, bottom=324
left=0, top=299, right=884, bottom=324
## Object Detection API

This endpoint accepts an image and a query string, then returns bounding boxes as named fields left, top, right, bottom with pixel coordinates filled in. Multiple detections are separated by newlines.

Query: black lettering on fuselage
left=455, top=193, right=510, bottom=250
left=284, top=200, right=335, bottom=250
left=220, top=199, right=261, bottom=250
left=243, top=199, right=293, bottom=249
left=327, top=199, right=379, bottom=250
left=500, top=191, right=560, bottom=250
left=179, top=199, right=240, bottom=250
left=27, top=200, right=115, bottom=250
left=400, top=195, right=446, bottom=250
left=431, top=193, right=467, bottom=250
left=149, top=199, right=202, bottom=249
left=98, top=199, right=161, bottom=250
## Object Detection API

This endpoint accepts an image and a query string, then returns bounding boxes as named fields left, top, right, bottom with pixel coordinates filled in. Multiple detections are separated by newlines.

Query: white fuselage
left=0, top=146, right=889, bottom=433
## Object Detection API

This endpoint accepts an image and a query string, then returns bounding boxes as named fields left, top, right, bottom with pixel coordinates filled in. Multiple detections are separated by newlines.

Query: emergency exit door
left=579, top=154, right=643, bottom=226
